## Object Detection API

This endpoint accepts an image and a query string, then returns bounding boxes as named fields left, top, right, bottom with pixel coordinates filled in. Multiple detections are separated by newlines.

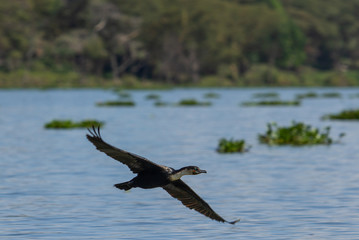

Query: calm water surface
left=1, top=88, right=359, bottom=239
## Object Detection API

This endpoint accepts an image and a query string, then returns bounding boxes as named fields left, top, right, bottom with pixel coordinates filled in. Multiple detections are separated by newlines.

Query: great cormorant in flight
left=86, top=126, right=239, bottom=224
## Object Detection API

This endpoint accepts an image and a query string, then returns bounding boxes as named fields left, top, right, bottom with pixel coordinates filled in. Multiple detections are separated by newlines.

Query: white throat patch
left=169, top=169, right=192, bottom=181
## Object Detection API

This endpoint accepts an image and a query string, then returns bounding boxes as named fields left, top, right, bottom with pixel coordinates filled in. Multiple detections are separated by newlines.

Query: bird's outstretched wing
left=163, top=180, right=240, bottom=224
left=86, top=126, right=164, bottom=173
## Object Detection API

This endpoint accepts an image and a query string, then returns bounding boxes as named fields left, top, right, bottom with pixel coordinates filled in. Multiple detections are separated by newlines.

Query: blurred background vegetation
left=1, top=0, right=359, bottom=88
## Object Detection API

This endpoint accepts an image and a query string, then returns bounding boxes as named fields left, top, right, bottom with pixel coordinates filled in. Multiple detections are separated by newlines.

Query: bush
left=45, top=119, right=104, bottom=129
left=258, top=122, right=344, bottom=145
left=217, top=138, right=250, bottom=153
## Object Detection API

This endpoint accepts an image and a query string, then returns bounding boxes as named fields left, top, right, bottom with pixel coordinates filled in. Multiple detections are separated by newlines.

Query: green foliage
left=296, top=92, right=318, bottom=99
left=296, top=91, right=342, bottom=99
left=252, top=92, right=279, bottom=98
left=323, top=109, right=359, bottom=120
left=113, top=89, right=132, bottom=98
left=96, top=100, right=135, bottom=106
left=321, top=92, right=341, bottom=98
left=145, top=93, right=161, bottom=100
left=242, top=100, right=300, bottom=106
left=1, top=0, right=359, bottom=87
left=203, top=92, right=220, bottom=99
left=177, top=99, right=211, bottom=106
left=217, top=138, right=249, bottom=153
left=44, top=119, right=104, bottom=129
left=258, top=122, right=343, bottom=145
left=154, top=101, right=169, bottom=107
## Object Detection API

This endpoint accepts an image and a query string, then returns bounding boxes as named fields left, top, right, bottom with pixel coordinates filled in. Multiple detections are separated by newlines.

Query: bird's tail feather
left=114, top=181, right=133, bottom=191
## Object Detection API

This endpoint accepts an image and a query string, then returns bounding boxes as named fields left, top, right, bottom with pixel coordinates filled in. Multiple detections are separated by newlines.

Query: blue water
left=1, top=88, right=359, bottom=239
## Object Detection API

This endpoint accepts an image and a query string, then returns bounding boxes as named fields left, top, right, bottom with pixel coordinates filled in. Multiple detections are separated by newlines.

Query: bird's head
left=170, top=166, right=207, bottom=181
left=178, top=166, right=207, bottom=175
left=187, top=166, right=207, bottom=175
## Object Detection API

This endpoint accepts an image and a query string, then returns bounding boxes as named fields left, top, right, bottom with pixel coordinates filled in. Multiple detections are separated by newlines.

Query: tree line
left=1, top=0, right=359, bottom=86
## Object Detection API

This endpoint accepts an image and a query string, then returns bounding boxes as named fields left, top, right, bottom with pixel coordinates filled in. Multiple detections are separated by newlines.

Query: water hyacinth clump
left=96, top=100, right=135, bottom=106
left=295, top=92, right=318, bottom=99
left=241, top=100, right=300, bottom=106
left=258, top=122, right=344, bottom=146
left=321, top=92, right=341, bottom=98
left=252, top=92, right=279, bottom=98
left=113, top=89, right=132, bottom=99
left=154, top=101, right=170, bottom=107
left=45, top=119, right=104, bottom=129
left=323, top=109, right=359, bottom=120
left=217, top=138, right=250, bottom=153
left=177, top=98, right=211, bottom=106
left=296, top=91, right=341, bottom=99
left=145, top=93, right=161, bottom=100
left=203, top=92, right=220, bottom=99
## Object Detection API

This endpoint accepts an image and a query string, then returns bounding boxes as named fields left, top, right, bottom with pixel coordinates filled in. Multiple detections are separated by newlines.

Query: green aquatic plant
left=295, top=92, right=318, bottom=99
left=113, top=89, right=132, bottom=98
left=154, top=101, right=170, bottom=106
left=177, top=99, right=211, bottom=106
left=241, top=100, right=300, bottom=106
left=96, top=100, right=135, bottom=106
left=321, top=92, right=341, bottom=98
left=217, top=138, right=250, bottom=153
left=258, top=122, right=344, bottom=145
left=252, top=92, right=279, bottom=98
left=145, top=93, right=161, bottom=100
left=323, top=109, right=359, bottom=120
left=45, top=119, right=104, bottom=129
left=203, top=92, right=220, bottom=99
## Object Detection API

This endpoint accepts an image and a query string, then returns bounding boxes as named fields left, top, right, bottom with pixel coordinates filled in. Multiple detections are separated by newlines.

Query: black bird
left=86, top=126, right=239, bottom=224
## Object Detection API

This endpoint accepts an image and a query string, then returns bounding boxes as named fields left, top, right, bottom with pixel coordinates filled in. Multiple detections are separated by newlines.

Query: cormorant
left=86, top=126, right=239, bottom=224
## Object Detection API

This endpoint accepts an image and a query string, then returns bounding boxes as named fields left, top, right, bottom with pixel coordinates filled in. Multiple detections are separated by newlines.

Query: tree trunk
left=110, top=53, right=119, bottom=80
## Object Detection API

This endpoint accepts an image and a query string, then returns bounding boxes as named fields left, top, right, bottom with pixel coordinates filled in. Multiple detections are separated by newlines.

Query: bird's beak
left=199, top=169, right=207, bottom=174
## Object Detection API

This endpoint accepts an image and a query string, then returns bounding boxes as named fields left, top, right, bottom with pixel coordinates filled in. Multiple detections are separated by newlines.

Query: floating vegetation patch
left=96, top=100, right=135, bottom=107
left=113, top=89, right=132, bottom=98
left=295, top=92, right=318, bottom=99
left=258, top=122, right=344, bottom=146
left=321, top=92, right=341, bottom=98
left=252, top=92, right=279, bottom=98
left=217, top=138, right=250, bottom=153
left=145, top=93, right=161, bottom=100
left=45, top=119, right=104, bottom=129
left=241, top=100, right=300, bottom=106
left=203, top=92, right=220, bottom=99
left=296, top=91, right=341, bottom=99
left=117, top=92, right=131, bottom=98
left=323, top=109, right=359, bottom=120
left=154, top=101, right=170, bottom=107
left=177, top=98, right=211, bottom=106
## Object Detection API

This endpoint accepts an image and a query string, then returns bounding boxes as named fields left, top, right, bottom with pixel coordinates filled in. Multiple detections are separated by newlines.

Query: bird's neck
left=168, top=168, right=192, bottom=181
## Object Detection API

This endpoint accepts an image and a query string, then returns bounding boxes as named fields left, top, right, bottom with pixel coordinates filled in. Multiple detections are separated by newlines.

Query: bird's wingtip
left=227, top=218, right=240, bottom=225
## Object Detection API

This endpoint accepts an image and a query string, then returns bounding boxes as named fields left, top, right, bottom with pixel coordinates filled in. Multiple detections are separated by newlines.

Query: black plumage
left=86, top=126, right=239, bottom=224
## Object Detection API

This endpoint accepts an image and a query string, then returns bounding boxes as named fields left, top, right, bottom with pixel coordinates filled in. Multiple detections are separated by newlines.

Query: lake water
left=1, top=88, right=359, bottom=239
